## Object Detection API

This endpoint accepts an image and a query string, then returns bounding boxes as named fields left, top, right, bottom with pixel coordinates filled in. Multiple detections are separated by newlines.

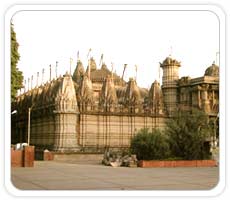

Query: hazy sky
left=12, top=10, right=219, bottom=90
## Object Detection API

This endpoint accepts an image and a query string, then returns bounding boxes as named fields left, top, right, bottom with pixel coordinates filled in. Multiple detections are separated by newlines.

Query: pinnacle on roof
left=160, top=57, right=181, bottom=67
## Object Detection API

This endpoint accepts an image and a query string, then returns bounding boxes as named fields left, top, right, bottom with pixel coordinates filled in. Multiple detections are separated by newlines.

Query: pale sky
left=12, top=10, right=219, bottom=90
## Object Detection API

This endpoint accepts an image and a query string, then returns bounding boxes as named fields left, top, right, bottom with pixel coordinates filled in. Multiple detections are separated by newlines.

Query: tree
left=11, top=23, right=23, bottom=101
left=130, top=128, right=170, bottom=160
left=165, top=109, right=211, bottom=160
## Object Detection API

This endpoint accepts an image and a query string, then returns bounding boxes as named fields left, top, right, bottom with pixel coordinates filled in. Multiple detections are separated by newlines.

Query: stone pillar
left=201, top=84, right=210, bottom=113
left=198, top=89, right=201, bottom=108
left=53, top=111, right=80, bottom=152
left=212, top=90, right=215, bottom=110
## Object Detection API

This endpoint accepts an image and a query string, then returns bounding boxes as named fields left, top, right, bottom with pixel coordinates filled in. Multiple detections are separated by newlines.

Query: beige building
left=11, top=56, right=219, bottom=153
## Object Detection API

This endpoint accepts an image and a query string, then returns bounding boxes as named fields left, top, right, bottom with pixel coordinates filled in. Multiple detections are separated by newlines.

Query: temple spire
left=42, top=68, right=45, bottom=85
left=31, top=75, right=33, bottom=89
left=36, top=72, right=39, bottom=87
left=99, top=54, right=104, bottom=67
left=111, top=62, right=114, bottom=80
left=56, top=61, right=58, bottom=78
left=70, top=58, right=73, bottom=75
left=77, top=51, right=80, bottom=61
left=87, top=48, right=92, bottom=79
left=28, top=78, right=30, bottom=91
left=135, top=64, right=138, bottom=81
left=24, top=79, right=26, bottom=92
left=49, top=64, right=52, bottom=81
left=122, top=64, right=127, bottom=81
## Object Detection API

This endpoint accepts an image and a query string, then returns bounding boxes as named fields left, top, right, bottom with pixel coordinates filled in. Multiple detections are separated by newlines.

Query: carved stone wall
left=79, top=112, right=166, bottom=151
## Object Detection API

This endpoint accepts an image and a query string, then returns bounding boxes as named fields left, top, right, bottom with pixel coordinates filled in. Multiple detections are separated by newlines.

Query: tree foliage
left=11, top=23, right=23, bottom=101
left=130, top=128, right=170, bottom=160
left=165, top=109, right=211, bottom=160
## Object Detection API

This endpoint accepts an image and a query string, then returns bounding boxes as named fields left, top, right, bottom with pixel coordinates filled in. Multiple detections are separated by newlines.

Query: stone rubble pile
left=102, top=149, right=137, bottom=167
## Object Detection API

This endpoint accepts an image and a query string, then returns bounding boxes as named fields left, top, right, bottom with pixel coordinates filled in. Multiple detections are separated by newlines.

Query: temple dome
left=160, top=56, right=181, bottom=67
left=204, top=62, right=219, bottom=77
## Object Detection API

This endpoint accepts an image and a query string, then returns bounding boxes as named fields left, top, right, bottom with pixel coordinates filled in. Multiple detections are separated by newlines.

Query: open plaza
left=11, top=160, right=219, bottom=191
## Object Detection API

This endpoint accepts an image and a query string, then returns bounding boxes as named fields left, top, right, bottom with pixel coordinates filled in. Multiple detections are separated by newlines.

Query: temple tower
left=53, top=73, right=80, bottom=152
left=148, top=80, right=164, bottom=114
left=99, top=75, right=118, bottom=112
left=160, top=57, right=181, bottom=115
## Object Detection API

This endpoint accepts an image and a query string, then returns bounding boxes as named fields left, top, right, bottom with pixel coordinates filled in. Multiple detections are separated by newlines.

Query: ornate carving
left=124, top=78, right=141, bottom=107
left=160, top=57, right=181, bottom=67
left=78, top=74, right=94, bottom=108
left=99, top=75, right=118, bottom=110
left=148, top=80, right=164, bottom=114
left=178, top=76, right=191, bottom=86
left=55, top=73, right=78, bottom=112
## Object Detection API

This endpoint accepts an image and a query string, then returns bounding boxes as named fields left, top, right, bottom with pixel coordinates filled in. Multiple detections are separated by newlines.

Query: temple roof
left=90, top=63, right=125, bottom=84
left=160, top=56, right=181, bottom=67
left=204, top=62, right=219, bottom=77
left=73, top=59, right=125, bottom=85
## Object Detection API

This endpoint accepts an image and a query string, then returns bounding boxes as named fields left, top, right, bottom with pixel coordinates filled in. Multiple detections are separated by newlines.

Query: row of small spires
left=18, top=62, right=63, bottom=96
left=17, top=52, right=140, bottom=96
left=17, top=48, right=220, bottom=96
left=20, top=50, right=110, bottom=94
left=18, top=49, right=91, bottom=95
left=17, top=72, right=70, bottom=97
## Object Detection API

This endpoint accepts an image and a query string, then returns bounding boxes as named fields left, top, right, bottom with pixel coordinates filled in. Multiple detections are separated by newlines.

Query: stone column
left=53, top=111, right=80, bottom=152
left=197, top=85, right=202, bottom=109
left=201, top=84, right=210, bottom=113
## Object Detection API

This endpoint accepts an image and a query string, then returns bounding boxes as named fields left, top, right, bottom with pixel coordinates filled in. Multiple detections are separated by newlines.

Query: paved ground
left=11, top=161, right=219, bottom=190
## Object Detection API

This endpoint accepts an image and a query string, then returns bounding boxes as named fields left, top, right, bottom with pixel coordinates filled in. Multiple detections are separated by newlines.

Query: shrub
left=130, top=128, right=170, bottom=160
left=165, top=109, right=212, bottom=160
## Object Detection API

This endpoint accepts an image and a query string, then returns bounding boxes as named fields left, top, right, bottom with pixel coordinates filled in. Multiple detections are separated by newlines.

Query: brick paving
left=11, top=161, right=219, bottom=190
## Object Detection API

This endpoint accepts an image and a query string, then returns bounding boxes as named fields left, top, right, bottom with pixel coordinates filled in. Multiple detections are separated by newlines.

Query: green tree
left=11, top=23, right=23, bottom=101
left=130, top=128, right=170, bottom=160
left=165, top=109, right=211, bottom=160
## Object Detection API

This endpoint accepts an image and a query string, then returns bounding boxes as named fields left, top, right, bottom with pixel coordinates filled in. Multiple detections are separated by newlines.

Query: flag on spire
left=87, top=48, right=92, bottom=58
left=122, top=64, right=127, bottom=81
left=42, top=68, right=45, bottom=85
left=31, top=75, right=33, bottom=89
left=99, top=54, right=104, bottom=67
left=70, top=58, right=73, bottom=75
left=55, top=61, right=58, bottom=78
left=77, top=51, right=80, bottom=61
left=135, top=65, right=138, bottom=81
left=49, top=64, right=52, bottom=81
